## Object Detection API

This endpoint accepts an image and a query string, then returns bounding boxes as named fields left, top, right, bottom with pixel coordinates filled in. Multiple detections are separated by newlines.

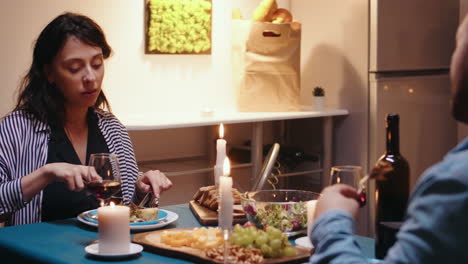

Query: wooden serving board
left=132, top=228, right=312, bottom=264
left=189, top=200, right=247, bottom=226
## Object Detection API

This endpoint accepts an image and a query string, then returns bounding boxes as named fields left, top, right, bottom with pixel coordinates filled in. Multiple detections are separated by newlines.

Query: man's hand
left=314, top=184, right=360, bottom=220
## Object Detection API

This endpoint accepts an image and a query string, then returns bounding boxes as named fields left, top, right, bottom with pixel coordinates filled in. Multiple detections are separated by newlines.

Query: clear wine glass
left=87, top=153, right=122, bottom=206
left=330, top=165, right=366, bottom=206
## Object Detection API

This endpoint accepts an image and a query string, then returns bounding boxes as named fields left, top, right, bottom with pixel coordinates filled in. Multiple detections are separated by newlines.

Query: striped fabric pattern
left=0, top=110, right=139, bottom=226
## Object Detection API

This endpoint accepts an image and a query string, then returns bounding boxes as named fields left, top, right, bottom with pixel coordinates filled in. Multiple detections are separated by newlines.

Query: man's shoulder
left=417, top=148, right=468, bottom=190
left=439, top=142, right=468, bottom=177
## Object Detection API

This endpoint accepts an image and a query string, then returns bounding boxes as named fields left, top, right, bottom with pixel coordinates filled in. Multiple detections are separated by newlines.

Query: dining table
left=0, top=203, right=380, bottom=263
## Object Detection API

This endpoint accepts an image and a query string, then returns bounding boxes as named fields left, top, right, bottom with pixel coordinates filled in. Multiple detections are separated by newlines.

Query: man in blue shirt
left=310, top=17, right=468, bottom=264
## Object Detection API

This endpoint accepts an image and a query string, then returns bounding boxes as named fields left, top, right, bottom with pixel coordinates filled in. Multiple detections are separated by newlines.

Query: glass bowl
left=241, top=189, right=320, bottom=237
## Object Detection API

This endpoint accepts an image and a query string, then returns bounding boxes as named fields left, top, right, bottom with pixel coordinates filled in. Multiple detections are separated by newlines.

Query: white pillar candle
left=218, top=158, right=233, bottom=230
left=218, top=176, right=233, bottom=230
left=214, top=123, right=226, bottom=186
left=306, top=200, right=317, bottom=238
left=98, top=203, right=130, bottom=254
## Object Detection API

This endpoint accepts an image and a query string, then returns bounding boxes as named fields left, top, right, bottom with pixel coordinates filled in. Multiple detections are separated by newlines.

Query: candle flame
left=223, top=157, right=231, bottom=176
left=337, top=177, right=341, bottom=184
left=110, top=201, right=115, bottom=207
left=219, top=123, right=224, bottom=139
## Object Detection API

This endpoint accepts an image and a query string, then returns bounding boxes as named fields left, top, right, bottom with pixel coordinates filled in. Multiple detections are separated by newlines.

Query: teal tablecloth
left=0, top=204, right=377, bottom=263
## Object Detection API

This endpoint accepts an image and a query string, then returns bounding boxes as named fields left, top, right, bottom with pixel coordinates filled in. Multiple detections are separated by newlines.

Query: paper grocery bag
left=232, top=20, right=301, bottom=112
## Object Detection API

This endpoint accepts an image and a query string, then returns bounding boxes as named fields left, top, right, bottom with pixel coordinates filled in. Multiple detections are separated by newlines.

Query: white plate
left=295, top=236, right=314, bottom=249
left=77, top=209, right=179, bottom=231
left=81, top=209, right=168, bottom=226
left=85, top=242, right=143, bottom=258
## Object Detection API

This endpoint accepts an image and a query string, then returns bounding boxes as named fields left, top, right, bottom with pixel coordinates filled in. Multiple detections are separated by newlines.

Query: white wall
left=0, top=0, right=225, bottom=117
left=291, top=0, right=369, bottom=235
left=291, top=0, right=369, bottom=169
left=0, top=0, right=291, bottom=118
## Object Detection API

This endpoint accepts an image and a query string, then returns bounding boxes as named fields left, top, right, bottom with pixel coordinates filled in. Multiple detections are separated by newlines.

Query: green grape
left=260, top=244, right=272, bottom=257
left=271, top=249, right=282, bottom=258
left=266, top=226, right=276, bottom=235
left=232, top=224, right=295, bottom=258
left=246, top=226, right=258, bottom=237
left=270, top=228, right=283, bottom=239
left=234, top=236, right=243, bottom=246
left=233, top=224, right=243, bottom=233
left=239, top=234, right=254, bottom=247
left=246, top=226, right=256, bottom=232
left=230, top=233, right=239, bottom=245
left=245, top=244, right=254, bottom=249
left=269, top=238, right=282, bottom=250
left=283, top=246, right=296, bottom=257
left=254, top=234, right=268, bottom=247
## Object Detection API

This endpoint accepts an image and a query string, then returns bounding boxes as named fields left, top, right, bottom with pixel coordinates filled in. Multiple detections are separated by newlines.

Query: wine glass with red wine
left=87, top=153, right=122, bottom=206
left=330, top=165, right=366, bottom=207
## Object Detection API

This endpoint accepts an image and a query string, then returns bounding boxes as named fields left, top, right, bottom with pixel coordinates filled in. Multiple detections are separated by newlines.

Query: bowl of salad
left=241, top=189, right=320, bottom=237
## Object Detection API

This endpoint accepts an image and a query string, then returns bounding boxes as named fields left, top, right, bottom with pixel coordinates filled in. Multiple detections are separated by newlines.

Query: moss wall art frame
left=145, top=0, right=212, bottom=55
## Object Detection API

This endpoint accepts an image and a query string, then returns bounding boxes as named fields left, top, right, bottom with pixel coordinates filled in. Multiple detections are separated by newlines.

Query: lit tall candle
left=98, top=202, right=130, bottom=254
left=214, top=123, right=227, bottom=186
left=218, top=158, right=233, bottom=230
left=306, top=200, right=317, bottom=238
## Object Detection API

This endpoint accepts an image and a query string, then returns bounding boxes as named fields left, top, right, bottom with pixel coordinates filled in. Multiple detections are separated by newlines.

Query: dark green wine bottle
left=375, top=114, right=410, bottom=259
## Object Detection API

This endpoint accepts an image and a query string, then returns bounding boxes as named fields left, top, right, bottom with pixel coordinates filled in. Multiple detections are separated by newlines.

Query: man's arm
left=311, top=210, right=367, bottom=264
left=310, top=164, right=468, bottom=264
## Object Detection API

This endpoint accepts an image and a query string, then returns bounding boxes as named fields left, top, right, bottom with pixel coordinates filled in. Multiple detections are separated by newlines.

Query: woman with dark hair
left=0, top=12, right=172, bottom=226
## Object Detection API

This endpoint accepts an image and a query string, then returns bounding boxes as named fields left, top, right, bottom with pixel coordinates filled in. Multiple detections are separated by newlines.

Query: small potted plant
left=313, top=86, right=325, bottom=110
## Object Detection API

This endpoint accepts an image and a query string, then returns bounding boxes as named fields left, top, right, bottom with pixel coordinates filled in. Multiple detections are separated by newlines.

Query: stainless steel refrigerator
left=367, top=0, right=459, bottom=236
left=368, top=0, right=459, bottom=191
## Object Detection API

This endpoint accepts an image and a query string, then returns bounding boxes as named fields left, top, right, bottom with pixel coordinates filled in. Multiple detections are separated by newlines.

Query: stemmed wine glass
left=86, top=153, right=122, bottom=206
left=330, top=165, right=366, bottom=206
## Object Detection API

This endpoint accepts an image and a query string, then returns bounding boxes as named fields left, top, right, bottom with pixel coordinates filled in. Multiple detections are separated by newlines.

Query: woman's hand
left=43, top=163, right=101, bottom=191
left=136, top=170, right=173, bottom=198
left=21, top=163, right=101, bottom=202
left=314, top=184, right=360, bottom=220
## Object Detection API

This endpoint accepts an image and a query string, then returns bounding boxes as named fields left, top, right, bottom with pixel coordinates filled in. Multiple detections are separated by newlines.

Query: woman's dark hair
left=14, top=12, right=112, bottom=125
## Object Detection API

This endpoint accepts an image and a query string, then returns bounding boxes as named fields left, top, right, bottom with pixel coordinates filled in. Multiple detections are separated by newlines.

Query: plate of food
left=132, top=225, right=312, bottom=264
left=77, top=207, right=178, bottom=231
